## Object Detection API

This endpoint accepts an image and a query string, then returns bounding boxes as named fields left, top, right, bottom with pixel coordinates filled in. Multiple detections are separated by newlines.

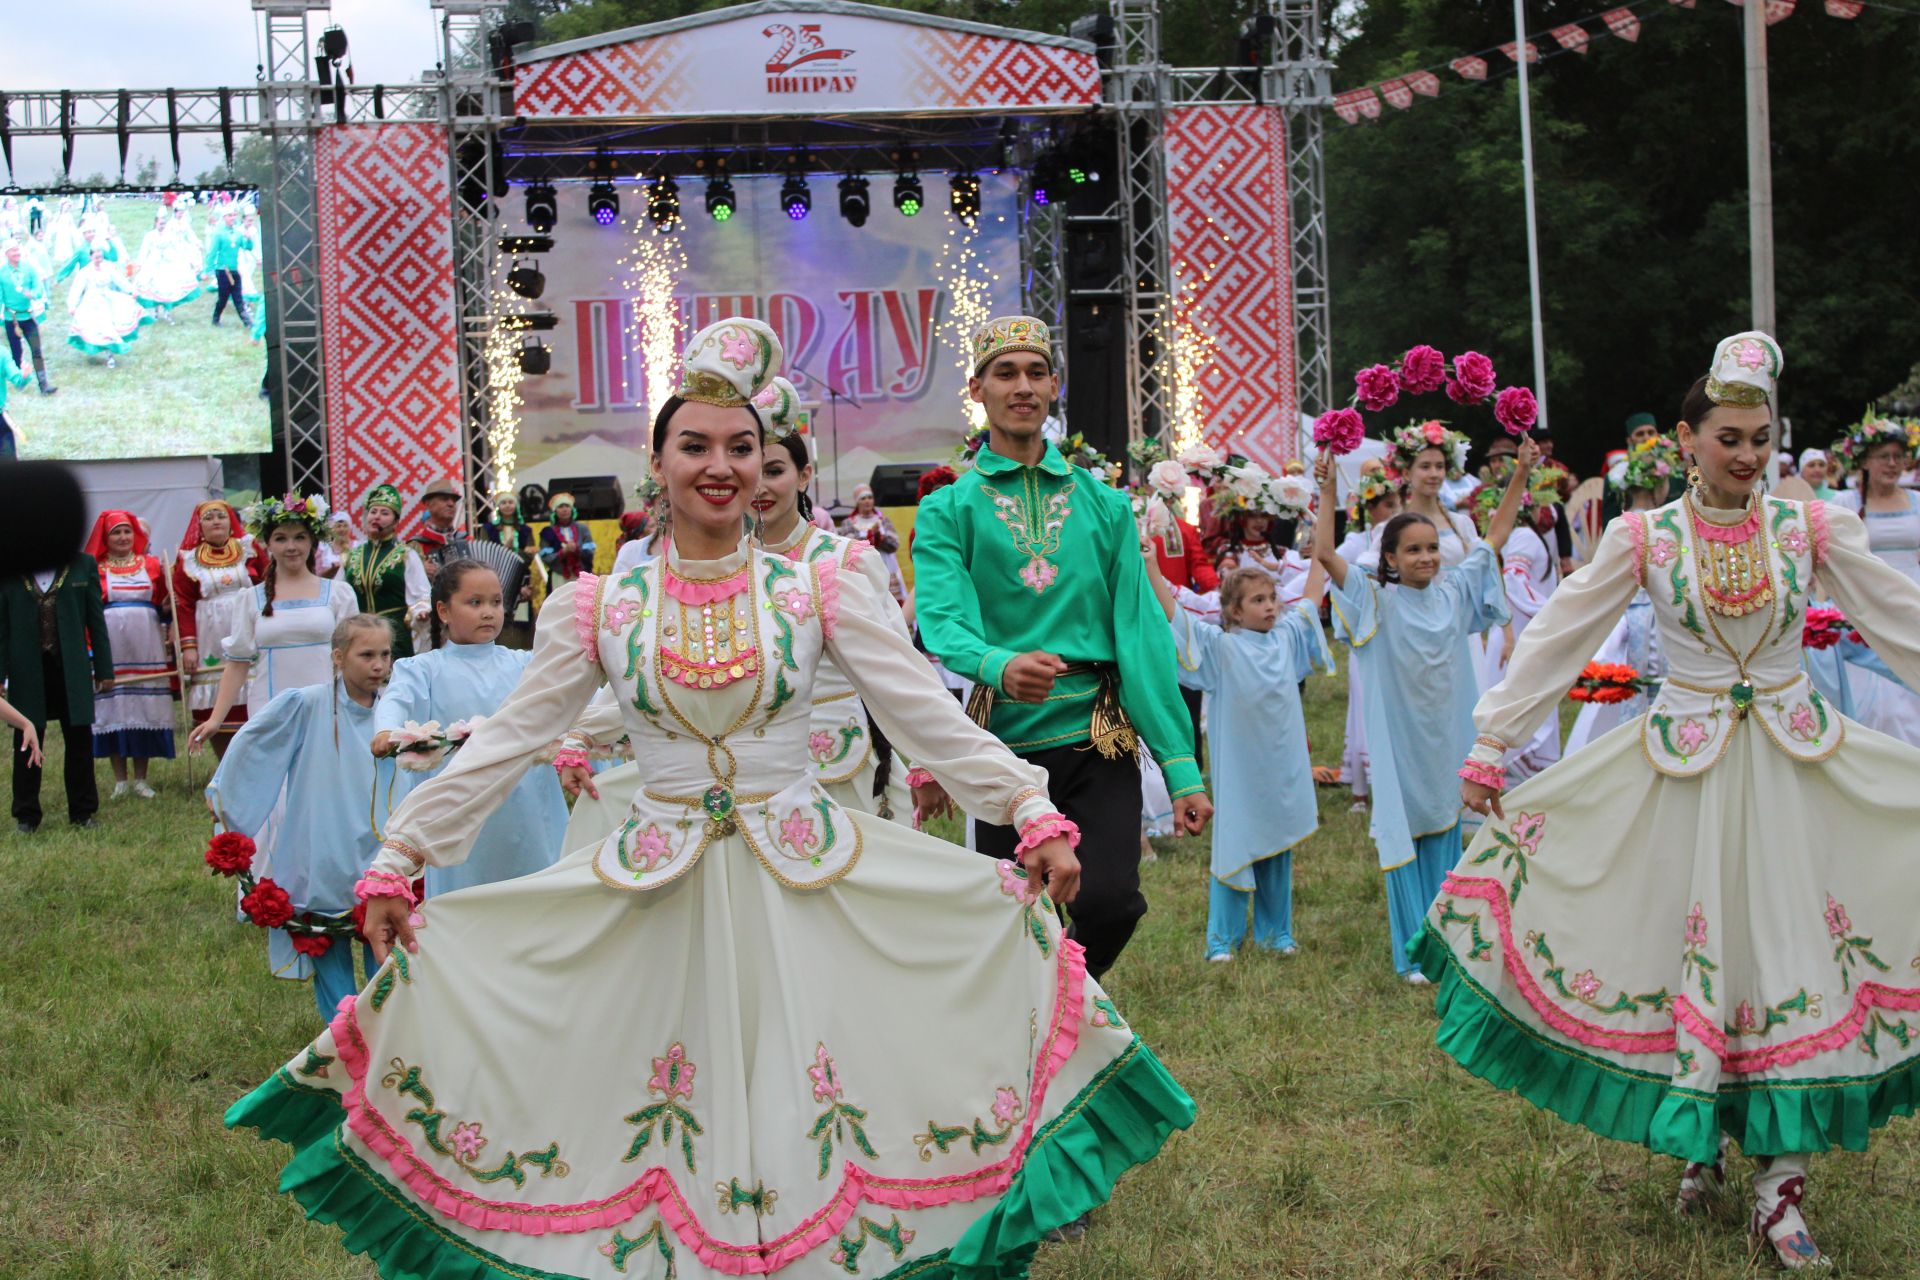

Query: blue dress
left=1328, top=545, right=1508, bottom=972
left=374, top=641, right=569, bottom=897
left=206, top=683, right=391, bottom=1012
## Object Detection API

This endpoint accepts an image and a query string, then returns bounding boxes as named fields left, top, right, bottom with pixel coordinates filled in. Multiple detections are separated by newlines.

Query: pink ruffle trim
left=1456, top=761, right=1505, bottom=792
left=1013, top=813, right=1081, bottom=862
left=662, top=566, right=749, bottom=606
left=905, top=767, right=935, bottom=789
left=353, top=871, right=418, bottom=907
left=320, top=936, right=1089, bottom=1274
left=1625, top=512, right=1648, bottom=588
left=571, top=573, right=601, bottom=661
left=815, top=558, right=842, bottom=641
left=842, top=538, right=869, bottom=571
left=551, top=750, right=590, bottom=774
left=1807, top=500, right=1830, bottom=569
left=1440, top=873, right=1920, bottom=1072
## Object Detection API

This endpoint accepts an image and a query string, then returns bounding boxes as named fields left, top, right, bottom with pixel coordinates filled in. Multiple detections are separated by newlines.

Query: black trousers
left=211, top=270, right=251, bottom=324
left=12, top=650, right=99, bottom=827
left=1180, top=684, right=1205, bottom=770
left=975, top=743, right=1144, bottom=981
left=5, top=316, right=46, bottom=373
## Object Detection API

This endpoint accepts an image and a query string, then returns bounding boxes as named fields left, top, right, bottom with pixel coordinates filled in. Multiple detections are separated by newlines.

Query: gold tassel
left=1087, top=671, right=1138, bottom=760
left=965, top=682, right=996, bottom=732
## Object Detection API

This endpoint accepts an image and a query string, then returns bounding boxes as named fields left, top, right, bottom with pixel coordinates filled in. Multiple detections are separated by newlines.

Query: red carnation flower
left=289, top=932, right=335, bottom=958
left=1447, top=351, right=1498, bottom=405
left=1354, top=364, right=1401, bottom=413
left=240, top=877, right=295, bottom=929
left=204, top=831, right=256, bottom=877
left=1495, top=386, right=1540, bottom=437
left=1399, top=344, right=1447, bottom=395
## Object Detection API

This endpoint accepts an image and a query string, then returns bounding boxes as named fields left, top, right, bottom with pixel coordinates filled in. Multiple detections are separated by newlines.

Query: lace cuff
left=1457, top=759, right=1506, bottom=792
left=354, top=869, right=420, bottom=907
left=1013, top=813, right=1082, bottom=862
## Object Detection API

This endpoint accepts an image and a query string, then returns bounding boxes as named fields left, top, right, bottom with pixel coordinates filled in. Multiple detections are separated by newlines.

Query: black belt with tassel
left=964, top=663, right=1138, bottom=760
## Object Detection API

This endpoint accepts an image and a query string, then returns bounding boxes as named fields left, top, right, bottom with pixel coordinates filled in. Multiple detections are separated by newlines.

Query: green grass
left=13, top=198, right=269, bottom=460
left=3, top=676, right=1917, bottom=1279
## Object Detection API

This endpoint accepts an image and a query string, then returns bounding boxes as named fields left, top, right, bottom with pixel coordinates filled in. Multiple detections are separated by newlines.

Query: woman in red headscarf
left=85, top=510, right=174, bottom=794
left=172, top=499, right=264, bottom=758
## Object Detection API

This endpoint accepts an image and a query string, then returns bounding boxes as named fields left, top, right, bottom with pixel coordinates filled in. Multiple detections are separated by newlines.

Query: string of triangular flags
left=1333, top=0, right=1866, bottom=124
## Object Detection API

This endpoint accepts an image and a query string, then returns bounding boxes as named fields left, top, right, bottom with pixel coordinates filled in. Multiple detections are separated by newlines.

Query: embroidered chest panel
left=978, top=472, right=1077, bottom=596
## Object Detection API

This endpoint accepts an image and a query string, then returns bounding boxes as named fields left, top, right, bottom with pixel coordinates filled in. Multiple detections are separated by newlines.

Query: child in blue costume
left=206, top=614, right=395, bottom=1017
left=371, top=558, right=568, bottom=897
left=1311, top=439, right=1539, bottom=982
left=1146, top=551, right=1332, bottom=960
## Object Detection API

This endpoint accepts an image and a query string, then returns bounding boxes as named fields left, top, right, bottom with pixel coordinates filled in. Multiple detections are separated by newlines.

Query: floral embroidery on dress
left=715, top=1177, right=778, bottom=1217
left=774, top=585, right=814, bottom=623
left=778, top=807, right=820, bottom=858
left=381, top=1057, right=570, bottom=1186
left=805, top=1043, right=878, bottom=1178
left=980, top=476, right=1076, bottom=597
left=616, top=820, right=677, bottom=878
left=624, top=1042, right=704, bottom=1172
left=1827, top=893, right=1893, bottom=994
left=912, top=1086, right=1023, bottom=1161
left=1436, top=899, right=1495, bottom=962
left=1682, top=902, right=1720, bottom=1006
left=600, top=1220, right=675, bottom=1275
left=603, top=597, right=642, bottom=636
left=1727, top=990, right=1820, bottom=1039
left=1649, top=539, right=1680, bottom=568
left=1527, top=931, right=1672, bottom=1017
left=1089, top=996, right=1129, bottom=1030
left=808, top=725, right=861, bottom=768
left=1468, top=811, right=1543, bottom=902
left=1649, top=508, right=1704, bottom=637
left=296, top=1047, right=335, bottom=1078
left=995, top=859, right=1054, bottom=958
left=761, top=557, right=801, bottom=721
left=368, top=949, right=412, bottom=1012
left=832, top=1216, right=917, bottom=1274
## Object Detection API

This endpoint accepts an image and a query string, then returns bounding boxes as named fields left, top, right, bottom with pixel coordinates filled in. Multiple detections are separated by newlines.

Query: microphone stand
left=785, top=359, right=863, bottom=513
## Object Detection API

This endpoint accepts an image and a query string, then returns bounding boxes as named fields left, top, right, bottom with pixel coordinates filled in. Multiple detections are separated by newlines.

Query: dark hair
left=769, top=432, right=814, bottom=522
left=1375, top=511, right=1436, bottom=585
left=1677, top=375, right=1716, bottom=431
left=650, top=394, right=765, bottom=453
left=428, top=557, right=500, bottom=648
left=260, top=521, right=317, bottom=617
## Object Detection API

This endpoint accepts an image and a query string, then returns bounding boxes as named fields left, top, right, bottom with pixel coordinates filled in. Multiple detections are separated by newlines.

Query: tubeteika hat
left=364, top=484, right=404, bottom=515
left=971, top=316, right=1053, bottom=376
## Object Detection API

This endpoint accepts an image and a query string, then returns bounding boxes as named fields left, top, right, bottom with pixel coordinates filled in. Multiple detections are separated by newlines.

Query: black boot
left=35, top=366, right=56, bottom=396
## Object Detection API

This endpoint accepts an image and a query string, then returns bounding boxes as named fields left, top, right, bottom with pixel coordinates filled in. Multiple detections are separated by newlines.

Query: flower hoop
left=1329, top=344, right=1539, bottom=459
left=201, top=830, right=373, bottom=954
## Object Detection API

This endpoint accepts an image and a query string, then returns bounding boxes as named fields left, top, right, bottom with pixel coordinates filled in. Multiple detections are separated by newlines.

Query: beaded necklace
left=1686, top=492, right=1773, bottom=618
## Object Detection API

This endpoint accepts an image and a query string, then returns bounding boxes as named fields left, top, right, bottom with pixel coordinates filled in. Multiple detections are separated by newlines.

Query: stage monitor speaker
left=545, top=475, right=625, bottom=521
left=1063, top=300, right=1129, bottom=463
left=867, top=462, right=942, bottom=507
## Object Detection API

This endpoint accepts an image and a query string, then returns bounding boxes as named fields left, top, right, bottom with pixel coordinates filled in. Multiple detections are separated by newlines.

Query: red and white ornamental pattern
left=314, top=125, right=463, bottom=519
left=1163, top=105, right=1297, bottom=474
left=514, top=37, right=693, bottom=117
left=898, top=28, right=1098, bottom=108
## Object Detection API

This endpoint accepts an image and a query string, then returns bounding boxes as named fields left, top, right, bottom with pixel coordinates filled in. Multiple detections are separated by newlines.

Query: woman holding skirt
left=1440, top=333, right=1920, bottom=1269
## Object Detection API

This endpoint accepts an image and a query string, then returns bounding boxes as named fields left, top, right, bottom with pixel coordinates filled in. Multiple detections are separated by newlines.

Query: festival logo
left=763, top=23, right=857, bottom=94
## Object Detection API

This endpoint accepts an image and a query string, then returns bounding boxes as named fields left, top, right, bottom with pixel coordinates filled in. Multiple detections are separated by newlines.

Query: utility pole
left=1743, top=1, right=1777, bottom=338
left=1511, top=0, right=1550, bottom=430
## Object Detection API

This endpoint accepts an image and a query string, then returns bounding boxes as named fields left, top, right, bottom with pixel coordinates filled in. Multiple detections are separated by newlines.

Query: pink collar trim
left=662, top=564, right=750, bottom=605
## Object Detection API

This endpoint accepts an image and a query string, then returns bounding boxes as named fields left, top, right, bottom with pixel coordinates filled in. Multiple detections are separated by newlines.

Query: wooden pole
left=1511, top=0, right=1551, bottom=430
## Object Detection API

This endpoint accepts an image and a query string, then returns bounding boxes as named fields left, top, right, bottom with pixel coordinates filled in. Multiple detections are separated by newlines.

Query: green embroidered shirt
left=913, top=440, right=1202, bottom=798
left=0, top=263, right=49, bottom=321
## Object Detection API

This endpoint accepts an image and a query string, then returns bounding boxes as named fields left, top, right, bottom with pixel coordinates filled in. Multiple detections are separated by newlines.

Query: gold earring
left=1686, top=465, right=1702, bottom=493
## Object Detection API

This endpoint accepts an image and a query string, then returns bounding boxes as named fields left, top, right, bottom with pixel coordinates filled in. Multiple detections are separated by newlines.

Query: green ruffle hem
left=1412, top=924, right=1920, bottom=1163
left=226, top=1037, right=1195, bottom=1280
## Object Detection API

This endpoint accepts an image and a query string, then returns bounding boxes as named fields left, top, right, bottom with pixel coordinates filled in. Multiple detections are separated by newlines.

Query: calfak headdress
left=970, top=316, right=1053, bottom=376
left=364, top=483, right=404, bottom=516
left=1705, top=331, right=1784, bottom=408
left=752, top=376, right=805, bottom=440
left=677, top=318, right=783, bottom=408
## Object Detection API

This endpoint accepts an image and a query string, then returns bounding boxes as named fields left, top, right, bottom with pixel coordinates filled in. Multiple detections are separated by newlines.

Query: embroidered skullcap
left=1799, top=447, right=1828, bottom=469
left=364, top=483, right=404, bottom=515
left=1705, top=331, right=1783, bottom=408
left=971, top=316, right=1054, bottom=376
left=548, top=491, right=576, bottom=511
left=677, top=318, right=783, bottom=408
left=1624, top=411, right=1657, bottom=433
left=753, top=376, right=805, bottom=439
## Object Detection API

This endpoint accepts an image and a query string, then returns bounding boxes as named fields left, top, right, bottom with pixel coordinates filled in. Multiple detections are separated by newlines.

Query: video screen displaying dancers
left=0, top=191, right=271, bottom=461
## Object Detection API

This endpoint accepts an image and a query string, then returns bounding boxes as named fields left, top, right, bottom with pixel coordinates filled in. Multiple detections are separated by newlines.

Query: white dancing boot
left=1675, top=1133, right=1728, bottom=1216
left=1751, top=1155, right=1830, bottom=1269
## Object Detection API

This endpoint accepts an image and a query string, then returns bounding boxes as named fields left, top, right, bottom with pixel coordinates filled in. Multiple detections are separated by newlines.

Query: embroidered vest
left=1634, top=496, right=1839, bottom=779
left=584, top=551, right=861, bottom=893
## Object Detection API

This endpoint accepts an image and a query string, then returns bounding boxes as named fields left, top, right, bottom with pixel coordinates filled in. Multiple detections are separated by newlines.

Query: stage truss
left=0, top=0, right=1332, bottom=506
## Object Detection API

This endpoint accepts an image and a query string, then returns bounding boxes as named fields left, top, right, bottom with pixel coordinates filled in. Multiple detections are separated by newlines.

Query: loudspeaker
left=867, top=462, right=943, bottom=507
left=1063, top=300, right=1128, bottom=462
left=545, top=475, right=625, bottom=521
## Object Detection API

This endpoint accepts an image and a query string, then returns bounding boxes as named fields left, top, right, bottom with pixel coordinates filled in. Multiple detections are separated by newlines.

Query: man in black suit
left=0, top=554, right=113, bottom=831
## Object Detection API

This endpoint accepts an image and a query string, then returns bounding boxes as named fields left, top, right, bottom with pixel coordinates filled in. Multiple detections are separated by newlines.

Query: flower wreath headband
left=1829, top=407, right=1918, bottom=471
left=242, top=492, right=329, bottom=540
left=1311, top=343, right=1538, bottom=458
left=1129, top=436, right=1312, bottom=528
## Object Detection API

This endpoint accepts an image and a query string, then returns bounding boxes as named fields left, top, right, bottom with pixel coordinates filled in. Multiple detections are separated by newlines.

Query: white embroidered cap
left=677, top=318, right=783, bottom=408
left=1705, top=331, right=1783, bottom=408
left=752, top=376, right=804, bottom=439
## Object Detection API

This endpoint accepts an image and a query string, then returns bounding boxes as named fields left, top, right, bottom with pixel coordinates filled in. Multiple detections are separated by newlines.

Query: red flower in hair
left=289, top=932, right=335, bottom=958
left=205, top=831, right=256, bottom=876
left=240, top=878, right=295, bottom=929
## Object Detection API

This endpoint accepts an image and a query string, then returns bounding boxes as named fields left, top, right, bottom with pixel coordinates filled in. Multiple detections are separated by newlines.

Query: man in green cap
left=1603, top=411, right=1664, bottom=524
left=913, top=315, right=1213, bottom=987
left=345, top=484, right=429, bottom=657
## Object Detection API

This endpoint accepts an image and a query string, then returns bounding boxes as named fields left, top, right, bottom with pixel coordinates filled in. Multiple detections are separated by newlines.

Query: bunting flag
left=1379, top=77, right=1415, bottom=108
left=1825, top=0, right=1863, bottom=14
left=1499, top=40, right=1542, bottom=62
left=1551, top=24, right=1592, bottom=52
left=1451, top=55, right=1489, bottom=80
left=1603, top=8, right=1643, bottom=39
left=1333, top=88, right=1381, bottom=123
left=1406, top=70, right=1442, bottom=96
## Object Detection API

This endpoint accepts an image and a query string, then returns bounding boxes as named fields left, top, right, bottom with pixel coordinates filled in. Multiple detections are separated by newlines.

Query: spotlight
left=1029, top=155, right=1064, bottom=208
left=949, top=171, right=980, bottom=226
left=524, top=182, right=557, bottom=233
left=646, top=174, right=680, bottom=233
left=499, top=234, right=553, bottom=255
left=518, top=336, right=551, bottom=376
left=893, top=172, right=923, bottom=217
left=320, top=24, right=350, bottom=62
left=706, top=175, right=736, bottom=222
left=588, top=180, right=619, bottom=226
left=781, top=171, right=811, bottom=221
left=506, top=258, right=545, bottom=300
left=838, top=174, right=870, bottom=228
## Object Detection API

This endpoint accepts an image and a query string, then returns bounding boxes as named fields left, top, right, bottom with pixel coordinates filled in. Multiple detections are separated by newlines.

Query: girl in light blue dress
left=371, top=558, right=569, bottom=897
left=1310, top=441, right=1538, bottom=981
left=1147, top=553, right=1332, bottom=960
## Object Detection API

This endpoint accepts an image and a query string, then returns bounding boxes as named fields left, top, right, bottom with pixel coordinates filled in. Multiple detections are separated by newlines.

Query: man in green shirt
left=204, top=210, right=254, bottom=329
left=914, top=315, right=1212, bottom=983
left=1, top=242, right=57, bottom=396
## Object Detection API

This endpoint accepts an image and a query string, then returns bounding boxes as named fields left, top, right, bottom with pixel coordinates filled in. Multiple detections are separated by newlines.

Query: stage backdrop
left=512, top=173, right=1021, bottom=502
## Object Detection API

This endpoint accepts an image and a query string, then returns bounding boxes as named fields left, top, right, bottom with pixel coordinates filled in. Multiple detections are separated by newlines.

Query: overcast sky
left=0, top=1, right=452, bottom=183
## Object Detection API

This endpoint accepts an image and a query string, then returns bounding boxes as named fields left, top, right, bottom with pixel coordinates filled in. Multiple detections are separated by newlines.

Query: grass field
left=11, top=197, right=270, bottom=460
left=2, top=672, right=1917, bottom=1280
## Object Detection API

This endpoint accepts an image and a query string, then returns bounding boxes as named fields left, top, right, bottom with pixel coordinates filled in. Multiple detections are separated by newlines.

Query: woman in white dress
left=1828, top=415, right=1920, bottom=746
left=1390, top=421, right=1481, bottom=568
left=132, top=209, right=203, bottom=319
left=172, top=500, right=263, bottom=758
left=1443, top=334, right=1920, bottom=1269
left=836, top=483, right=905, bottom=602
left=228, top=320, right=1195, bottom=1280
left=63, top=249, right=148, bottom=366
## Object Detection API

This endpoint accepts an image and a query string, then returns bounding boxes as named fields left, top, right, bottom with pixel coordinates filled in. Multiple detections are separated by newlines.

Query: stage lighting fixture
left=949, top=171, right=981, bottom=226
left=647, top=174, right=681, bottom=233
left=589, top=180, right=619, bottom=226
left=524, top=182, right=557, bottom=233
left=1029, top=155, right=1065, bottom=208
left=507, top=258, right=546, bottom=300
left=518, top=336, right=551, bottom=376
left=893, top=172, right=923, bottom=217
left=838, top=175, right=870, bottom=228
left=499, top=234, right=554, bottom=255
left=781, top=171, right=812, bottom=221
left=706, top=175, right=736, bottom=222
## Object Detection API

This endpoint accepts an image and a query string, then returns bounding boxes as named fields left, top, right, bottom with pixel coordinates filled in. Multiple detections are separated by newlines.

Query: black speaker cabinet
left=545, top=475, right=625, bottom=521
